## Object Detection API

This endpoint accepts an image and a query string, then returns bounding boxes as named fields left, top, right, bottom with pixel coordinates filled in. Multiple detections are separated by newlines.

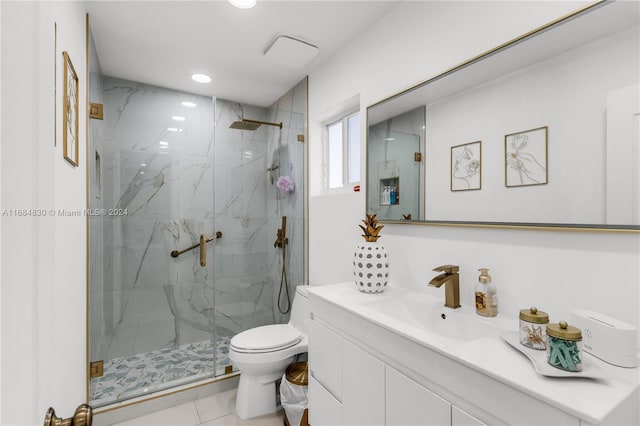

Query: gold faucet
left=429, top=265, right=461, bottom=309
left=274, top=216, right=288, bottom=248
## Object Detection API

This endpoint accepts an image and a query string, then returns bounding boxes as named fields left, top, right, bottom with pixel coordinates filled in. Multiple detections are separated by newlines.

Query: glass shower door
left=88, top=75, right=218, bottom=406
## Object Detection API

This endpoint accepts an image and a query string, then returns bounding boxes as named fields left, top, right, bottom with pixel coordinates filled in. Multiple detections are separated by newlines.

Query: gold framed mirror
left=366, top=1, right=639, bottom=231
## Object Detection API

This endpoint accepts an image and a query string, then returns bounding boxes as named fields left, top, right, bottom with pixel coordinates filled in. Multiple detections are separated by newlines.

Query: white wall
left=1, top=2, right=87, bottom=424
left=426, top=27, right=638, bottom=224
left=308, top=0, right=640, bottom=340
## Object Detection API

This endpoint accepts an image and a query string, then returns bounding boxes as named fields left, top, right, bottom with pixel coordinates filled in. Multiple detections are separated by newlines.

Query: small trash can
left=280, top=361, right=308, bottom=426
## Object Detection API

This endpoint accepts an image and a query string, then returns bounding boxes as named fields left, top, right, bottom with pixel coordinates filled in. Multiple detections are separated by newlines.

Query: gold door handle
left=44, top=404, right=93, bottom=426
left=200, top=234, right=206, bottom=267
left=170, top=231, right=222, bottom=260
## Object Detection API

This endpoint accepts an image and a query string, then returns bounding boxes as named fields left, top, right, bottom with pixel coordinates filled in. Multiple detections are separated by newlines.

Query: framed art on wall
left=63, top=51, right=79, bottom=166
left=505, top=126, right=548, bottom=187
left=451, top=141, right=481, bottom=191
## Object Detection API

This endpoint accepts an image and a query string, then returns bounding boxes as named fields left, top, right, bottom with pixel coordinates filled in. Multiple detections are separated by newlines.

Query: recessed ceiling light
left=191, top=73, right=212, bottom=84
left=172, top=116, right=186, bottom=122
left=167, top=127, right=179, bottom=132
left=140, top=163, right=146, bottom=167
left=229, top=0, right=256, bottom=9
left=181, top=101, right=196, bottom=108
left=159, top=141, right=169, bottom=146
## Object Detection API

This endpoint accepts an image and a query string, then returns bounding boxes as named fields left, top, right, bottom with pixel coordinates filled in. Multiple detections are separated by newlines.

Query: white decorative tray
left=500, top=330, right=607, bottom=379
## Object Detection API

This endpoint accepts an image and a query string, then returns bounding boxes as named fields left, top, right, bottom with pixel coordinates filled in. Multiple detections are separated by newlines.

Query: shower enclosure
left=88, top=38, right=306, bottom=406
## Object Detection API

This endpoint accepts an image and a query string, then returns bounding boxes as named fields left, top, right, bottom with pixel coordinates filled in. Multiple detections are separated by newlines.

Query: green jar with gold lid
left=546, top=321, right=583, bottom=372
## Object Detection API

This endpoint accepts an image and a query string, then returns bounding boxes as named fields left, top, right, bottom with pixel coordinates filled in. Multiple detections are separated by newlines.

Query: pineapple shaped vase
left=353, top=214, right=389, bottom=293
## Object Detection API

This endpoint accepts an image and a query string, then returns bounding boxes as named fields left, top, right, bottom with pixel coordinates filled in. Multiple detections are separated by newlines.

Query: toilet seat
left=231, top=324, right=302, bottom=353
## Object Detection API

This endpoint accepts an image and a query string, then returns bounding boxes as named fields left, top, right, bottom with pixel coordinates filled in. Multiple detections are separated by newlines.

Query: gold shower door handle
left=170, top=231, right=222, bottom=260
left=200, top=234, right=206, bottom=267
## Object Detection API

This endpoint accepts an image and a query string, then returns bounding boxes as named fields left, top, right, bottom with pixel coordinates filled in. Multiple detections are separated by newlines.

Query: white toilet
left=229, top=285, right=310, bottom=419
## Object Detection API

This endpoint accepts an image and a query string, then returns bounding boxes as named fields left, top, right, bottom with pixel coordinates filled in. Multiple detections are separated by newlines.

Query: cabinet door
left=452, top=405, right=487, bottom=426
left=342, top=340, right=385, bottom=426
left=309, top=318, right=342, bottom=400
left=309, top=376, right=342, bottom=426
left=386, top=366, right=451, bottom=426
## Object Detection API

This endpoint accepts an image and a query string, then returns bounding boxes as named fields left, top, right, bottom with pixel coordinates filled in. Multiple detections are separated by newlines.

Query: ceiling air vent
left=264, top=35, right=319, bottom=69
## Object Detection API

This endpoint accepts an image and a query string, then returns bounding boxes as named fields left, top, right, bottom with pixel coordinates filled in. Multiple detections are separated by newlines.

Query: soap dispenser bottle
left=389, top=186, right=396, bottom=205
left=475, top=268, right=498, bottom=317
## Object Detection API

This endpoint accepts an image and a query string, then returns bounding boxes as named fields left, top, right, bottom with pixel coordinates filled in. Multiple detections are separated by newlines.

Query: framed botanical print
left=451, top=141, right=481, bottom=191
left=63, top=51, right=79, bottom=167
left=505, top=126, right=548, bottom=187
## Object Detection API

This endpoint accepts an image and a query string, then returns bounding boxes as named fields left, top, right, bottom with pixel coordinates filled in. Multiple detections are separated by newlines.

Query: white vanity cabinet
left=386, top=365, right=451, bottom=426
left=309, top=376, right=342, bottom=426
left=452, top=406, right=487, bottom=426
left=310, top=316, right=486, bottom=426
left=309, top=318, right=385, bottom=425
left=309, top=318, right=342, bottom=400
left=342, top=340, right=385, bottom=425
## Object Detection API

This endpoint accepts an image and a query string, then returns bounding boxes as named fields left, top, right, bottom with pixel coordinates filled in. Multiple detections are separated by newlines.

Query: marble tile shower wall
left=94, top=77, right=305, bottom=364
left=99, top=77, right=217, bottom=361
left=213, top=99, right=274, bottom=334
left=265, top=79, right=306, bottom=323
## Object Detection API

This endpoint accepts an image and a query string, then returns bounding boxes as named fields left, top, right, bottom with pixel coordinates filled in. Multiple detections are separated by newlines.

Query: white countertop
left=307, top=282, right=640, bottom=425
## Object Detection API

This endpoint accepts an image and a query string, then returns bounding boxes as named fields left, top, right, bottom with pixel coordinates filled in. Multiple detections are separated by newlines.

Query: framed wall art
left=63, top=51, right=79, bottom=166
left=451, top=141, right=481, bottom=191
left=505, top=126, right=548, bottom=187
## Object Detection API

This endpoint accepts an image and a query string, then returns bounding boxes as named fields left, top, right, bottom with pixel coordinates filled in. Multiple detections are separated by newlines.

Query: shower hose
left=278, top=243, right=291, bottom=315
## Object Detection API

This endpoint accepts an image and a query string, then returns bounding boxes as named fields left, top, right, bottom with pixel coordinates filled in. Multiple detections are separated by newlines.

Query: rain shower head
left=229, top=119, right=261, bottom=131
left=229, top=118, right=283, bottom=130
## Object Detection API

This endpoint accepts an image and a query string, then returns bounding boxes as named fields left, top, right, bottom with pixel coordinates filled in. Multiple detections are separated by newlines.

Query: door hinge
left=90, top=360, right=104, bottom=378
left=297, top=134, right=305, bottom=142
left=90, top=103, right=104, bottom=120
left=414, top=152, right=422, bottom=162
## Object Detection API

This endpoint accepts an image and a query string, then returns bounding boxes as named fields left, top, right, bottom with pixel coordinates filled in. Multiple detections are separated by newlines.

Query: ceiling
left=85, top=1, right=398, bottom=107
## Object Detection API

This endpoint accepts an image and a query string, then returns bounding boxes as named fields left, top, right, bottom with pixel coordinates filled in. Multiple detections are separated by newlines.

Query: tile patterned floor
left=107, top=388, right=284, bottom=426
left=91, top=337, right=232, bottom=407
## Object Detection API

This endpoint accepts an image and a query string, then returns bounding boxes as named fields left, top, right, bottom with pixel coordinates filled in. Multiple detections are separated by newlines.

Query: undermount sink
left=359, top=291, right=502, bottom=342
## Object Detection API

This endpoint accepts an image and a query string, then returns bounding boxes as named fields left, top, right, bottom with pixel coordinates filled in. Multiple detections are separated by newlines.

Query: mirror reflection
left=367, top=106, right=424, bottom=221
left=366, top=1, right=639, bottom=229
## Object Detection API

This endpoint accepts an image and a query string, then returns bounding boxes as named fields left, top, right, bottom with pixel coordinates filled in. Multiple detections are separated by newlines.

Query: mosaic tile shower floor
left=90, top=336, right=232, bottom=407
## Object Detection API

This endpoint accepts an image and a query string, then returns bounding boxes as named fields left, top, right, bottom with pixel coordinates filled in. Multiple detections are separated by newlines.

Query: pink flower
left=276, top=175, right=295, bottom=193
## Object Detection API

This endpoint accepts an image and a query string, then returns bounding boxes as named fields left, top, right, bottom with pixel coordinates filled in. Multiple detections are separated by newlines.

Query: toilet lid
left=231, top=324, right=302, bottom=352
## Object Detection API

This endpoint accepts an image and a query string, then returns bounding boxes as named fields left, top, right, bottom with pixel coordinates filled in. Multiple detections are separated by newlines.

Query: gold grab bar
left=170, top=231, right=222, bottom=261
left=44, top=404, right=93, bottom=426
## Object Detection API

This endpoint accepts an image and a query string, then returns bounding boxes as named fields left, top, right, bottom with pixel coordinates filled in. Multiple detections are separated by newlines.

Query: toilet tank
left=289, top=285, right=310, bottom=336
